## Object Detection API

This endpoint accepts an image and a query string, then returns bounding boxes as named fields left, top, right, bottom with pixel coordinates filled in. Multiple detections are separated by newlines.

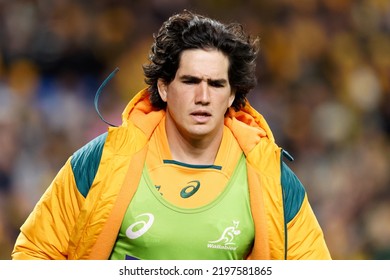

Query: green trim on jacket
left=281, top=159, right=306, bottom=259
left=70, top=132, right=107, bottom=197
left=281, top=161, right=305, bottom=223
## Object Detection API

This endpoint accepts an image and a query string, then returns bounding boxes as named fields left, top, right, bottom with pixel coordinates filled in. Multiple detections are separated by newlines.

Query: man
left=12, top=10, right=331, bottom=260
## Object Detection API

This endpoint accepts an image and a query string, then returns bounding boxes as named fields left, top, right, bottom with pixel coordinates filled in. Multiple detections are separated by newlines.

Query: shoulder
left=248, top=143, right=306, bottom=222
left=70, top=133, right=108, bottom=197
left=280, top=159, right=306, bottom=223
left=69, top=123, right=149, bottom=197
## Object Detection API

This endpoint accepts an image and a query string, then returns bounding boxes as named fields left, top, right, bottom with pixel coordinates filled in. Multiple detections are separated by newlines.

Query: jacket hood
left=121, top=88, right=275, bottom=155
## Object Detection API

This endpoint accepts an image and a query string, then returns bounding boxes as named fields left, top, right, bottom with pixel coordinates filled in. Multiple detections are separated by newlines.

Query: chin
left=188, top=128, right=214, bottom=139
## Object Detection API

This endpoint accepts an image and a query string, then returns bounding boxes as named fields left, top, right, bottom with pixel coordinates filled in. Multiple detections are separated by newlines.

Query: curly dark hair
left=143, top=10, right=259, bottom=111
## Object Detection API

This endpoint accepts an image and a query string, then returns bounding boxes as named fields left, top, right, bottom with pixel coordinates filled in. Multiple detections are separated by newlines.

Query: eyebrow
left=179, top=75, right=228, bottom=85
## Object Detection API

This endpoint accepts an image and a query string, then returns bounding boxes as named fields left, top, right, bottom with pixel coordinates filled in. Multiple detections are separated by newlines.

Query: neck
left=165, top=126, right=223, bottom=166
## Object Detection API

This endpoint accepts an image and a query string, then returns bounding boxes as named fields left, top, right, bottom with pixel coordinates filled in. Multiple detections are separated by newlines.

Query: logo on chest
left=126, top=213, right=155, bottom=239
left=180, top=180, right=201, bottom=198
left=207, top=221, right=241, bottom=251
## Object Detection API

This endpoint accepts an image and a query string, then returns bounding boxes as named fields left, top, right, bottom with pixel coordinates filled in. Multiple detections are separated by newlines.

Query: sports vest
left=109, top=154, right=254, bottom=260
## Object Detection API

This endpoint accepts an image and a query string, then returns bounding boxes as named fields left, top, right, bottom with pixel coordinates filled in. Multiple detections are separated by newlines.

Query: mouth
left=190, top=110, right=212, bottom=123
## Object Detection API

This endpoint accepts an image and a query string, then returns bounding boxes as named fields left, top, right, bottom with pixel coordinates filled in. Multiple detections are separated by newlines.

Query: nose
left=195, top=81, right=210, bottom=105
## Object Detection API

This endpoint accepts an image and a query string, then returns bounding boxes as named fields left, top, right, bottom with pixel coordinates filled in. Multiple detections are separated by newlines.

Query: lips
left=191, top=110, right=211, bottom=117
left=190, top=110, right=211, bottom=123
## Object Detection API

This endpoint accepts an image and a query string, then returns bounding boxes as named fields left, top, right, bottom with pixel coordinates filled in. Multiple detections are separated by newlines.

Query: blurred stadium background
left=0, top=0, right=389, bottom=260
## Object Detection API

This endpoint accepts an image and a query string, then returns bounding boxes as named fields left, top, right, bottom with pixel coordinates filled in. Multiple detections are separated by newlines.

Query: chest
left=110, top=156, right=254, bottom=260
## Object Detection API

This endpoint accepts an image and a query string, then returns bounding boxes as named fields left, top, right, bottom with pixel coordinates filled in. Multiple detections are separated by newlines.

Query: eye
left=183, top=80, right=197, bottom=84
left=209, top=81, right=225, bottom=88
left=181, top=77, right=201, bottom=85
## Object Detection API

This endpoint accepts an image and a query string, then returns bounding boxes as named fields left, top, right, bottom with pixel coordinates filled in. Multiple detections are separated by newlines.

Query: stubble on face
left=158, top=49, right=235, bottom=163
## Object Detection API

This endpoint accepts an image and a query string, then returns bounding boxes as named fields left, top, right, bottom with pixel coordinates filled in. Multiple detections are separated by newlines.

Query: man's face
left=158, top=48, right=235, bottom=142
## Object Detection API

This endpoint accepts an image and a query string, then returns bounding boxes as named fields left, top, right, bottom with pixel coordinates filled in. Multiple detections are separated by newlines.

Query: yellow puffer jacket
left=12, top=88, right=331, bottom=260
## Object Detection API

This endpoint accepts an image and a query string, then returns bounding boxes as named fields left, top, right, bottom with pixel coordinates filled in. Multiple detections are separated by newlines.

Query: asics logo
left=180, top=180, right=200, bottom=198
left=126, top=213, right=154, bottom=239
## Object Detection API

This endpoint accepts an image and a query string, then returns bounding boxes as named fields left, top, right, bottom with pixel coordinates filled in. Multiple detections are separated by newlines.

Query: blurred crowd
left=0, top=0, right=389, bottom=260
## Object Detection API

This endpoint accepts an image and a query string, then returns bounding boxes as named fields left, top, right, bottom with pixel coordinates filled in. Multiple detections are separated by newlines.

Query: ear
left=157, top=79, right=168, bottom=102
left=228, top=90, right=236, bottom=108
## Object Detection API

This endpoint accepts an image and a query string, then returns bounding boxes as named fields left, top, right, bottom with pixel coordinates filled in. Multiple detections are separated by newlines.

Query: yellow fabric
left=11, top=161, right=84, bottom=260
left=12, top=88, right=331, bottom=260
